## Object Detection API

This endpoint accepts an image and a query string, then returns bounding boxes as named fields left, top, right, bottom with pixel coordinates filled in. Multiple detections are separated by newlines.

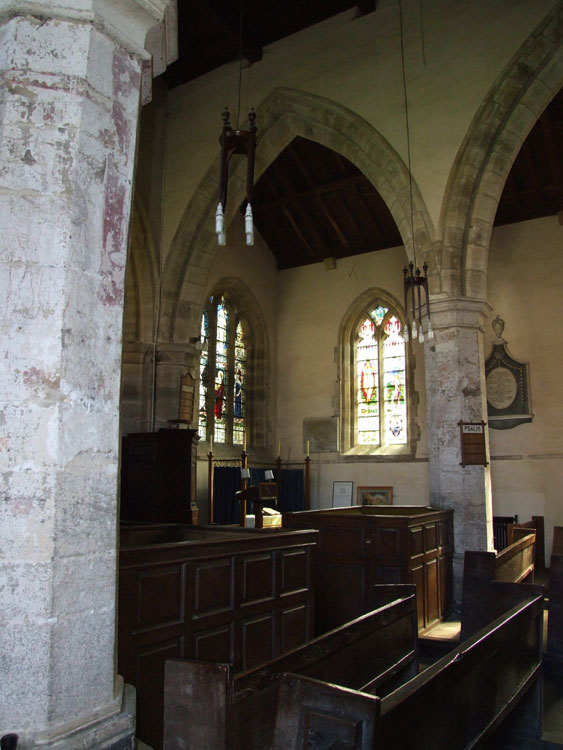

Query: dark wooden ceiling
left=252, top=137, right=402, bottom=270
left=164, top=1, right=375, bottom=88
left=165, top=3, right=562, bottom=270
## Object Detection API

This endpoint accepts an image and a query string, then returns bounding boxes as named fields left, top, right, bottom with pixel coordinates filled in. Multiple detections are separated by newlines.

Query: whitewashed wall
left=486, top=216, right=563, bottom=561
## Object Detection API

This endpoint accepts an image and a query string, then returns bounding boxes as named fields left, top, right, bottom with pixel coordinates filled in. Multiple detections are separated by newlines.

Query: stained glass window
left=355, top=306, right=407, bottom=447
left=198, top=295, right=247, bottom=447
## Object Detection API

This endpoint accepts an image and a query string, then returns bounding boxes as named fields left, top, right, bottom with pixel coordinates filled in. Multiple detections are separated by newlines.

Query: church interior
left=1, top=0, right=563, bottom=748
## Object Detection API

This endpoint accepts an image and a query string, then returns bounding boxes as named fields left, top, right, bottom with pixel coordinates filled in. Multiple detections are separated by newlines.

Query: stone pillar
left=153, top=344, right=200, bottom=429
left=0, top=2, right=176, bottom=747
left=425, top=298, right=494, bottom=611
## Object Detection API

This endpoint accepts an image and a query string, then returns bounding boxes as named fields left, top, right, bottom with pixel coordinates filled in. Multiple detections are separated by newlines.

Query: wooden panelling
left=376, top=526, right=402, bottom=557
left=280, top=604, right=309, bottom=654
left=241, top=613, right=276, bottom=671
left=318, top=563, right=366, bottom=630
left=119, top=525, right=317, bottom=749
left=409, top=526, right=424, bottom=556
left=241, top=553, right=275, bottom=604
left=424, top=522, right=437, bottom=551
left=283, top=506, right=453, bottom=634
left=321, top=528, right=365, bottom=559
left=411, top=563, right=425, bottom=630
left=280, top=548, right=309, bottom=593
left=136, top=638, right=183, bottom=750
left=425, top=557, right=439, bottom=625
left=192, top=558, right=233, bottom=616
left=192, top=623, right=234, bottom=663
left=136, top=566, right=184, bottom=629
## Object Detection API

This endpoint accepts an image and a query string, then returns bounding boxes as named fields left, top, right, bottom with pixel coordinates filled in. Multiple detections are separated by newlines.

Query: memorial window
left=199, top=295, right=248, bottom=447
left=356, top=306, right=407, bottom=447
left=339, top=289, right=417, bottom=457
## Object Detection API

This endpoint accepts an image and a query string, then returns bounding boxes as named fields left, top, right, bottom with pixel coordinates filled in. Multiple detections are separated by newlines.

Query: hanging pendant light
left=399, top=0, right=433, bottom=343
left=216, top=107, right=257, bottom=247
left=215, top=0, right=257, bottom=247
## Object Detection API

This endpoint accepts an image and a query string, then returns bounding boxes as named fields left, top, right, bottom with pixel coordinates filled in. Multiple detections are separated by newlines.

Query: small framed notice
left=459, top=421, right=488, bottom=467
left=332, top=481, right=353, bottom=507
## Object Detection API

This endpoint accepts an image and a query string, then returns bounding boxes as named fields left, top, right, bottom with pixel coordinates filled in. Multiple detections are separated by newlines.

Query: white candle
left=277, top=441, right=281, bottom=457
left=243, top=433, right=247, bottom=452
left=306, top=440, right=310, bottom=457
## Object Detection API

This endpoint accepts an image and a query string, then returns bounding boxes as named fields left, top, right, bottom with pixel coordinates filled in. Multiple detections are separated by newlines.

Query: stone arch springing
left=439, top=3, right=563, bottom=301
left=161, top=87, right=438, bottom=345
left=124, top=194, right=160, bottom=344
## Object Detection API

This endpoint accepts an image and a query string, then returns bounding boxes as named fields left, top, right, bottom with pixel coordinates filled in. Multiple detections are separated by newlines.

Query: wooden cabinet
left=282, top=505, right=453, bottom=634
left=120, top=428, right=199, bottom=523
left=118, top=524, right=318, bottom=749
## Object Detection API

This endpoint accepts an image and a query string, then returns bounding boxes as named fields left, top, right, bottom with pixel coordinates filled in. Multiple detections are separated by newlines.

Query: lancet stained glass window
left=199, top=295, right=247, bottom=446
left=356, top=305, right=407, bottom=446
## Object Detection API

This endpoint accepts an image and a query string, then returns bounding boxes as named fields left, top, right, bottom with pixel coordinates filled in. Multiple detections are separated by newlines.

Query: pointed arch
left=338, top=286, right=419, bottom=458
left=439, top=3, right=563, bottom=300
left=201, top=277, right=270, bottom=448
left=161, top=87, right=437, bottom=344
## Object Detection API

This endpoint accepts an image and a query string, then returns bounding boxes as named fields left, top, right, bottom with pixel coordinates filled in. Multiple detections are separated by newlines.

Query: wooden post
left=208, top=450, right=214, bottom=523
left=276, top=456, right=282, bottom=508
left=304, top=456, right=311, bottom=510
left=239, top=451, right=248, bottom=526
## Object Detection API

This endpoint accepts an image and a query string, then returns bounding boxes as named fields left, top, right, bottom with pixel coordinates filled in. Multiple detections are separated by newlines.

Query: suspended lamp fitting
left=216, top=107, right=257, bottom=247
left=403, top=261, right=433, bottom=343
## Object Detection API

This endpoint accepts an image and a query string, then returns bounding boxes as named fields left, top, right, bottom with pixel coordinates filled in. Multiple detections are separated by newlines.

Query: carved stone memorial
left=485, top=316, right=533, bottom=429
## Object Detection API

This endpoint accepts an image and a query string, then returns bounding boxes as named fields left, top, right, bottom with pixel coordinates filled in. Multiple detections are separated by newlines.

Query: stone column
left=153, top=344, right=200, bottom=429
left=425, top=298, right=494, bottom=611
left=0, top=2, right=175, bottom=747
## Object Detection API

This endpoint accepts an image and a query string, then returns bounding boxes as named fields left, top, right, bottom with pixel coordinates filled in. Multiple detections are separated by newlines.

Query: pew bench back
left=461, top=531, right=536, bottom=638
left=163, top=590, right=417, bottom=750
left=272, top=586, right=544, bottom=750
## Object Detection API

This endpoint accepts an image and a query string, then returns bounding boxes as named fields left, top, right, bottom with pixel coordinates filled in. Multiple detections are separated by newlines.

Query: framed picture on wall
left=357, top=486, right=393, bottom=506
left=332, top=481, right=353, bottom=507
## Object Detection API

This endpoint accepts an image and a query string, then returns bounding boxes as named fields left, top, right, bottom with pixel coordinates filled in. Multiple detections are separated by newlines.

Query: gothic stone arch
left=161, top=87, right=438, bottom=346
left=439, top=3, right=563, bottom=300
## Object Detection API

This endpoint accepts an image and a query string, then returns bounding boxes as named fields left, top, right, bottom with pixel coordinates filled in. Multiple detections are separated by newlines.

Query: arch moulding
left=439, top=2, right=563, bottom=301
left=162, top=87, right=438, bottom=344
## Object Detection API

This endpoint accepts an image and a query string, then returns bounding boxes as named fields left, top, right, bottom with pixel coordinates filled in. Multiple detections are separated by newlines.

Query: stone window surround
left=338, top=287, right=420, bottom=461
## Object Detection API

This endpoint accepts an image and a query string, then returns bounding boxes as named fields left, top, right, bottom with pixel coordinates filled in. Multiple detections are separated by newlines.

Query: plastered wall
left=486, top=216, right=563, bottom=560
left=127, top=0, right=561, bottom=544
left=162, top=0, right=556, bottom=255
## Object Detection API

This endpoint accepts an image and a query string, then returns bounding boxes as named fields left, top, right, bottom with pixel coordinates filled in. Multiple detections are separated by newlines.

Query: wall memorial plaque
left=485, top=315, right=532, bottom=430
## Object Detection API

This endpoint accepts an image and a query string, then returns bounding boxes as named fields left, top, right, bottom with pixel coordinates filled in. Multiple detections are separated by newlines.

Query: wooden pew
left=508, top=515, right=546, bottom=575
left=547, top=554, right=563, bottom=661
left=163, top=587, right=418, bottom=750
left=545, top=529, right=563, bottom=674
left=460, top=531, right=536, bottom=639
left=272, top=583, right=544, bottom=750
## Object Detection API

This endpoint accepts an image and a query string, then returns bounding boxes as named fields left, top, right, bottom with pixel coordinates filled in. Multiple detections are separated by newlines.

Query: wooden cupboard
left=120, top=428, right=199, bottom=524
left=282, top=505, right=453, bottom=634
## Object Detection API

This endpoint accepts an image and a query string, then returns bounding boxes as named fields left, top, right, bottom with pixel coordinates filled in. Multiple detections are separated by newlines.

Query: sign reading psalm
left=459, top=421, right=487, bottom=466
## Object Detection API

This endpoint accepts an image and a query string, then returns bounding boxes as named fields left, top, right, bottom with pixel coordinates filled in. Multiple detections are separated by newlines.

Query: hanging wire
left=419, top=0, right=426, bottom=67
left=399, top=0, right=416, bottom=268
left=236, top=0, right=244, bottom=129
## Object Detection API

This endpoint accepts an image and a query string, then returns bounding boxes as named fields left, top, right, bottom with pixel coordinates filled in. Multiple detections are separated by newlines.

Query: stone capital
left=0, top=0, right=177, bottom=99
left=429, top=296, right=492, bottom=333
left=156, top=342, right=199, bottom=367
